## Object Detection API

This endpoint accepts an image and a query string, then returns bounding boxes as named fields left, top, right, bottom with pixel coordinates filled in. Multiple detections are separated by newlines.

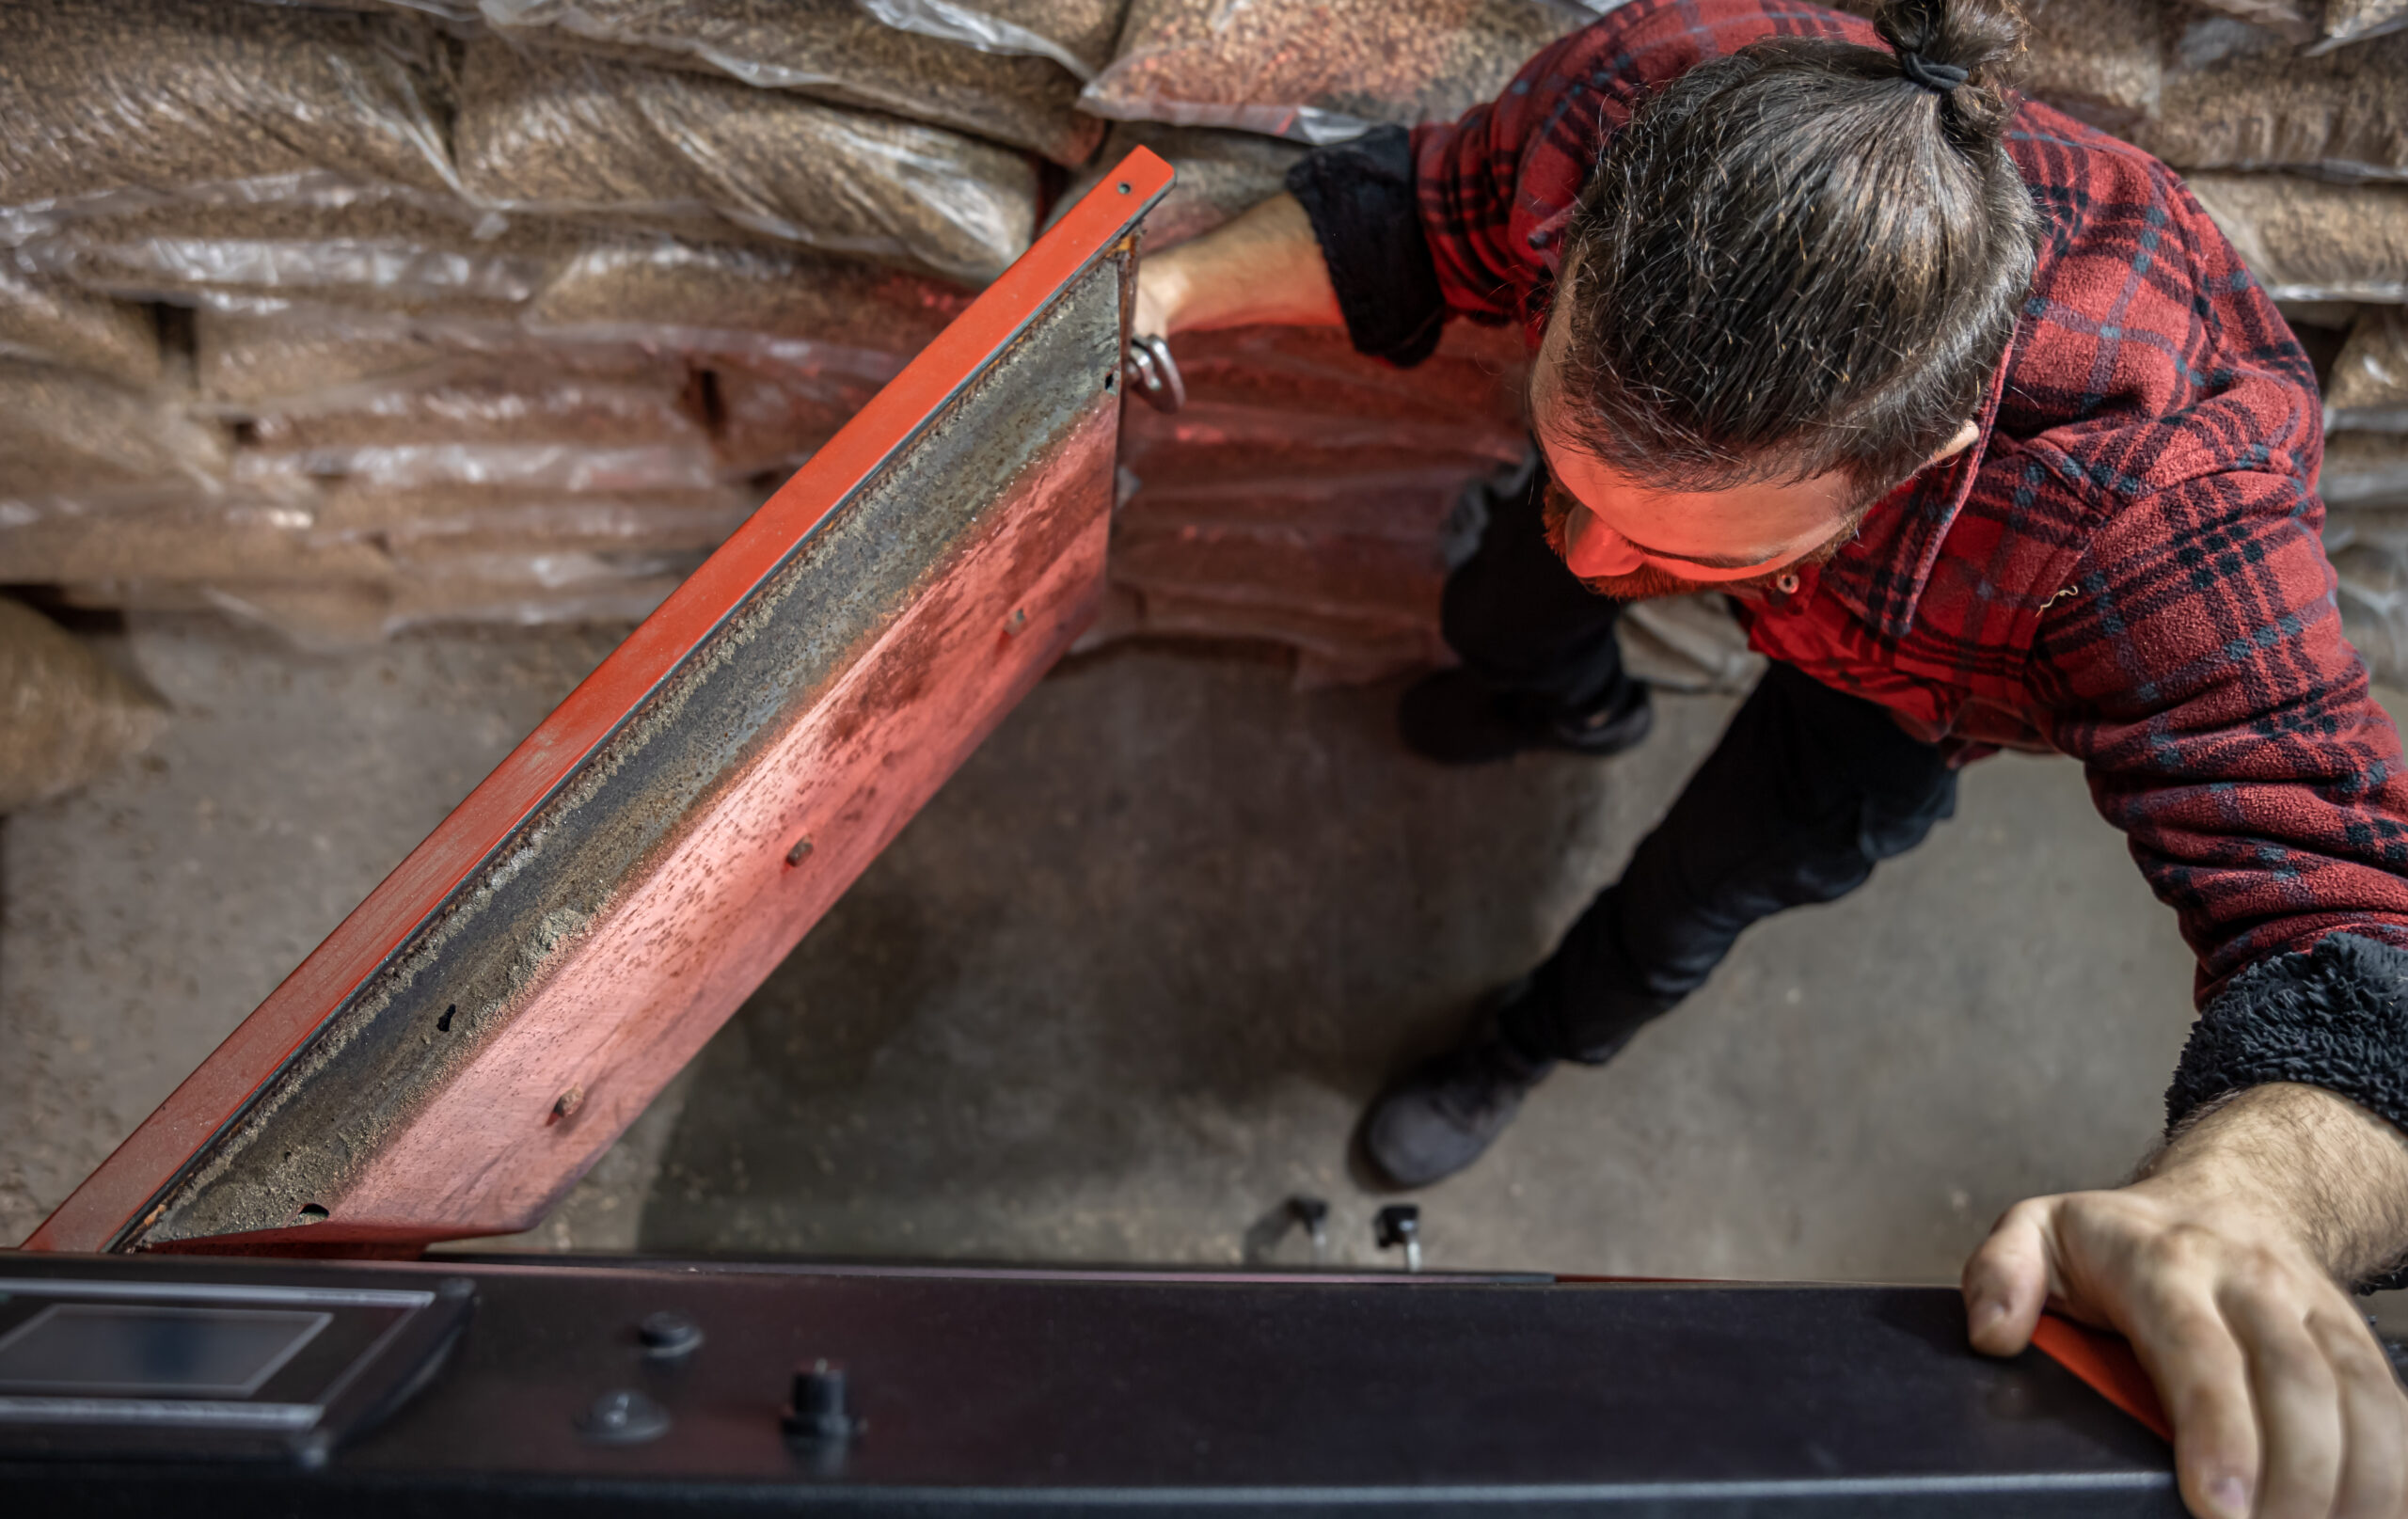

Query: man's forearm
left=2143, top=1081, right=2408, bottom=1287
left=1136, top=193, right=1344, bottom=336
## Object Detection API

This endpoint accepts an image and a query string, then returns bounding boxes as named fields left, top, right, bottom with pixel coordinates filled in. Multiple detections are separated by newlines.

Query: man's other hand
left=1962, top=1084, right=2408, bottom=1519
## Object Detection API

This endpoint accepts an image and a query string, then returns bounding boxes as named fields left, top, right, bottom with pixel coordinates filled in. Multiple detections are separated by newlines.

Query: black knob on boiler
left=784, top=1359, right=856, bottom=1443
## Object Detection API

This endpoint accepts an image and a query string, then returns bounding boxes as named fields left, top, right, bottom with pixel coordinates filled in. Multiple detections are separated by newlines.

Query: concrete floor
left=1, top=613, right=2391, bottom=1314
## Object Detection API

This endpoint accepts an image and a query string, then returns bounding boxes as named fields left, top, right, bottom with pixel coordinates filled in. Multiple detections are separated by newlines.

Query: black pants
left=1453, top=456, right=1963, bottom=1064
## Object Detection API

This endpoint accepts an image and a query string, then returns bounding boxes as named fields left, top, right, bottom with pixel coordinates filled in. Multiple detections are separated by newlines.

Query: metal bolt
left=784, top=1359, right=857, bottom=1444
left=640, top=1310, right=704, bottom=1358
left=553, top=1086, right=584, bottom=1120
left=1289, top=1195, right=1330, bottom=1262
left=1374, top=1204, right=1423, bottom=1273
left=786, top=835, right=814, bottom=867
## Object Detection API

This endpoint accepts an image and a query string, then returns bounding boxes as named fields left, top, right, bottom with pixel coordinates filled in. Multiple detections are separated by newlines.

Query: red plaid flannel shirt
left=1409, top=0, right=2408, bottom=1002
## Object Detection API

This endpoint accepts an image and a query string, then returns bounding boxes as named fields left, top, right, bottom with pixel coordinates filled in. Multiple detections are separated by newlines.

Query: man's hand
left=1130, top=192, right=1343, bottom=340
left=1963, top=1084, right=2408, bottom=1519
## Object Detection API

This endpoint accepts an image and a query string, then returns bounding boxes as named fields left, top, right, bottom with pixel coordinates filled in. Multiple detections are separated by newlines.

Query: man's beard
left=1539, top=478, right=1846, bottom=600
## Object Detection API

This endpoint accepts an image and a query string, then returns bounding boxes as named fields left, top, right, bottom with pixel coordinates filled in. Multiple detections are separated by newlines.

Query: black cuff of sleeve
left=1283, top=125, right=1447, bottom=369
left=2167, top=932, right=2408, bottom=1292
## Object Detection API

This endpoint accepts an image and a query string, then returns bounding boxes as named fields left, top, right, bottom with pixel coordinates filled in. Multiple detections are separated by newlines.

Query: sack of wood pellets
left=0, top=495, right=392, bottom=590
left=238, top=368, right=707, bottom=453
left=193, top=298, right=578, bottom=405
left=0, top=597, right=166, bottom=814
left=0, top=362, right=230, bottom=497
left=2146, top=27, right=2408, bottom=180
left=0, top=259, right=160, bottom=387
left=2324, top=431, right=2408, bottom=508
left=1162, top=324, right=1528, bottom=431
left=309, top=482, right=757, bottom=546
left=479, top=0, right=1103, bottom=166
left=706, top=364, right=884, bottom=476
left=2328, top=309, right=2408, bottom=432
left=1121, top=401, right=1525, bottom=493
left=0, top=0, right=461, bottom=227
left=524, top=237, right=973, bottom=372
left=2184, top=174, right=2408, bottom=303
left=1079, top=0, right=1585, bottom=143
left=1059, top=124, right=1304, bottom=250
left=232, top=437, right=721, bottom=496
left=854, top=0, right=1130, bottom=78
left=16, top=196, right=578, bottom=312
left=2319, top=0, right=2408, bottom=49
left=455, top=40, right=1038, bottom=284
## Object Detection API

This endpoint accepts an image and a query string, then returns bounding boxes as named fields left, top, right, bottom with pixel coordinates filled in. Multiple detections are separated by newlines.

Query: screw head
left=786, top=835, right=815, bottom=867
left=553, top=1086, right=584, bottom=1120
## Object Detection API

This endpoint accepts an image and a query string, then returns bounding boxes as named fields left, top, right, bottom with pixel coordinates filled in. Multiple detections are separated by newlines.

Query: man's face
left=1528, top=299, right=1869, bottom=601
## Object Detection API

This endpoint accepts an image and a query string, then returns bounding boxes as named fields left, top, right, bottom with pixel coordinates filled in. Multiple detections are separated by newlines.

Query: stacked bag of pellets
left=0, top=0, right=1060, bottom=644
left=2087, top=0, right=2408, bottom=687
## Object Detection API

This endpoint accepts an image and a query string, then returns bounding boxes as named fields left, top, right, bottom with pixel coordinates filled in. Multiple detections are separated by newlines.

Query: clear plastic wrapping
left=1078, top=0, right=1585, bottom=143
left=2183, top=0, right=2318, bottom=45
left=310, top=482, right=757, bottom=546
left=2184, top=173, right=2408, bottom=303
left=0, top=362, right=229, bottom=496
left=0, top=0, right=462, bottom=224
left=232, top=439, right=722, bottom=494
left=455, top=39, right=1038, bottom=283
left=2146, top=27, right=2408, bottom=181
left=0, top=258, right=161, bottom=386
left=194, top=298, right=586, bottom=405
left=2327, top=308, right=2408, bottom=432
left=0, top=492, right=389, bottom=587
left=238, top=367, right=706, bottom=451
left=1057, top=123, right=1304, bottom=251
left=479, top=0, right=1105, bottom=165
left=1122, top=402, right=1527, bottom=491
left=524, top=235, right=972, bottom=371
left=16, top=196, right=578, bottom=310
left=0, top=597, right=166, bottom=813
left=2315, top=0, right=2408, bottom=52
left=853, top=0, right=1129, bottom=79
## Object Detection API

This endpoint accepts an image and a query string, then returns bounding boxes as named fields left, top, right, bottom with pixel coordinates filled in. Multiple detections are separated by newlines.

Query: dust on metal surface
left=25, top=150, right=1176, bottom=1256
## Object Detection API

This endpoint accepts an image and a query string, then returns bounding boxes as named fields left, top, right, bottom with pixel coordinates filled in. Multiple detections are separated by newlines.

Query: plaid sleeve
left=2030, top=466, right=2408, bottom=1196
left=2034, top=466, right=2408, bottom=991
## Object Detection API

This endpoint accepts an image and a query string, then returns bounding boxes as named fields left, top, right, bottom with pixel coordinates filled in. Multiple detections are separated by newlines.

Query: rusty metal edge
left=25, top=150, right=1177, bottom=1256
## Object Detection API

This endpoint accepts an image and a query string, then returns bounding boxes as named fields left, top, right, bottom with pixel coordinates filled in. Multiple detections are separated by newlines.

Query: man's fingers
left=2117, top=1258, right=2260, bottom=1519
left=2307, top=1308, right=2408, bottom=1519
left=1961, top=1197, right=2056, bottom=1355
left=2224, top=1281, right=2342, bottom=1519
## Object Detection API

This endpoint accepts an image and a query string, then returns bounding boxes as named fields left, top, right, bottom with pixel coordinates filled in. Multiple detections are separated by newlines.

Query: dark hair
left=1548, top=0, right=2040, bottom=502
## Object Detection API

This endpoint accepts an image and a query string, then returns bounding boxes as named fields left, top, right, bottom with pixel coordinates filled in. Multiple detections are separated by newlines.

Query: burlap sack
left=0, top=597, right=166, bottom=813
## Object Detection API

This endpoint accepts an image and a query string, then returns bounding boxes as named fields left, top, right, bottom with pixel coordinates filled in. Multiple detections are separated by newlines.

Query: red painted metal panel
left=26, top=150, right=1175, bottom=1255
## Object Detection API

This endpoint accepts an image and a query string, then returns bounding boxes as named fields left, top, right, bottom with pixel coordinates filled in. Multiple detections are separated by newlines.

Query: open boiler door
left=24, top=150, right=1176, bottom=1259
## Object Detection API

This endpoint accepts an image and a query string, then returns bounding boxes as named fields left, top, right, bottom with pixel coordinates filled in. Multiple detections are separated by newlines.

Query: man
left=1133, top=1, right=2408, bottom=1516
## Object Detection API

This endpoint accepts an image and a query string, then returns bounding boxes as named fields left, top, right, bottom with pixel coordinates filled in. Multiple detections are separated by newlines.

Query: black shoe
left=1360, top=990, right=1558, bottom=1189
left=1397, top=669, right=1653, bottom=767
